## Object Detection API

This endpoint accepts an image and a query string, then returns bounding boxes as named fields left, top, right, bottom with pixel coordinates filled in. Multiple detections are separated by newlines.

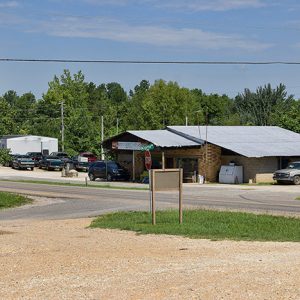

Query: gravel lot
left=1, top=218, right=300, bottom=300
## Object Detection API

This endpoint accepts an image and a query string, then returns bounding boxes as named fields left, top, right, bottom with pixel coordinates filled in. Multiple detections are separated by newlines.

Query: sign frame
left=150, top=168, right=183, bottom=225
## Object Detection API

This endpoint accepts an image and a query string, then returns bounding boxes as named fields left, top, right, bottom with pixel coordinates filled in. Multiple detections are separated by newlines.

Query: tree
left=235, top=83, right=294, bottom=126
left=36, top=70, right=98, bottom=154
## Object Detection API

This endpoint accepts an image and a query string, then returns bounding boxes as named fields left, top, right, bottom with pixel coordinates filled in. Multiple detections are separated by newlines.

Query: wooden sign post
left=150, top=169, right=183, bottom=225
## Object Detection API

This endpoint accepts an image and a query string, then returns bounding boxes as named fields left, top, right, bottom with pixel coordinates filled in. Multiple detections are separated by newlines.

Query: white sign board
left=113, top=141, right=143, bottom=150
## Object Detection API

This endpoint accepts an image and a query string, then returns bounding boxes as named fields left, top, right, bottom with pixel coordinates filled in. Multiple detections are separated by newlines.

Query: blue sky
left=1, top=0, right=300, bottom=99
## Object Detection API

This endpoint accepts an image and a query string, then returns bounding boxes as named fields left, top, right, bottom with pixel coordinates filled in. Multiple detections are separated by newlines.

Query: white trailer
left=0, top=135, right=58, bottom=155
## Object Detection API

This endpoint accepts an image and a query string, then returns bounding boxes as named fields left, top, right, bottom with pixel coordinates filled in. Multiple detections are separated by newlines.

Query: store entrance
left=176, top=158, right=198, bottom=182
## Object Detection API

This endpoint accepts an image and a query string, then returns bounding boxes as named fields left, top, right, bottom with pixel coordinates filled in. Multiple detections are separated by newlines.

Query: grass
left=0, top=179, right=149, bottom=191
left=296, top=197, right=300, bottom=200
left=90, top=210, right=300, bottom=242
left=0, top=191, right=32, bottom=209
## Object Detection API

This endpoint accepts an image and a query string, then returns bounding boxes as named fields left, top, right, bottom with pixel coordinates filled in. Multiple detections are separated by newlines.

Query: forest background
left=1, top=70, right=299, bottom=156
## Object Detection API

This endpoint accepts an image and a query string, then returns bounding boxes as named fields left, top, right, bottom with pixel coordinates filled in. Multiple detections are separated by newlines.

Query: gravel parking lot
left=1, top=218, right=300, bottom=300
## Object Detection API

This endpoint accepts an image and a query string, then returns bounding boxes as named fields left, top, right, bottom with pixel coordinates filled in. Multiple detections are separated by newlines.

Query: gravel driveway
left=1, top=218, right=300, bottom=300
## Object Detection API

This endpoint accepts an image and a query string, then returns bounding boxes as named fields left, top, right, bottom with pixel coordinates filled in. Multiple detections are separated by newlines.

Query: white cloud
left=0, top=1, right=19, bottom=8
left=31, top=15, right=271, bottom=51
left=83, top=0, right=266, bottom=11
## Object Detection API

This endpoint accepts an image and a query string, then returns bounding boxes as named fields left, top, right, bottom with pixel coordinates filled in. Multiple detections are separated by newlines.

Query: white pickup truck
left=273, top=162, right=300, bottom=185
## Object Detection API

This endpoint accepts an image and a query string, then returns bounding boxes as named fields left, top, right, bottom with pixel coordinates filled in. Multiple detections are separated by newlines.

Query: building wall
left=221, top=156, right=278, bottom=183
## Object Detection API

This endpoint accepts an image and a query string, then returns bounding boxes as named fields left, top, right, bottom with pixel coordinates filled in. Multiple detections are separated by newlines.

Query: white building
left=0, top=135, right=58, bottom=155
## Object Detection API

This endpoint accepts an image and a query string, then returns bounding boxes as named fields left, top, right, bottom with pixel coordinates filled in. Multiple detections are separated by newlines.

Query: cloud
left=83, top=0, right=266, bottom=11
left=31, top=15, right=271, bottom=51
left=0, top=1, right=19, bottom=8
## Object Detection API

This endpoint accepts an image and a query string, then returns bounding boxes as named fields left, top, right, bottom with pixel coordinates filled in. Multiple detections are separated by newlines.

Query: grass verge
left=90, top=210, right=300, bottom=242
left=0, top=191, right=32, bottom=209
left=0, top=179, right=148, bottom=191
left=296, top=197, right=300, bottom=200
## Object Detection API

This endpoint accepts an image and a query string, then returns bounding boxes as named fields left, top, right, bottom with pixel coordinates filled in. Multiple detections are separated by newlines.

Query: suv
left=88, top=161, right=130, bottom=181
left=273, top=161, right=300, bottom=185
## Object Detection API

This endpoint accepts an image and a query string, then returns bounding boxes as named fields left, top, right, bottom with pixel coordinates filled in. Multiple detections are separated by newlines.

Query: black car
left=50, top=152, right=71, bottom=164
left=88, top=161, right=130, bottom=181
left=12, top=155, right=35, bottom=170
left=27, top=152, right=43, bottom=166
left=72, top=156, right=89, bottom=172
left=39, top=156, right=64, bottom=171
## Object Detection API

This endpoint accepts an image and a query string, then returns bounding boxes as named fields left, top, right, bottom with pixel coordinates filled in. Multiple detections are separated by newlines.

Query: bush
left=0, top=148, right=11, bottom=165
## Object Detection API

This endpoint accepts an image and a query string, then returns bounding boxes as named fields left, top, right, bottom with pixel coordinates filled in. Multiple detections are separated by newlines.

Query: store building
left=103, top=126, right=300, bottom=183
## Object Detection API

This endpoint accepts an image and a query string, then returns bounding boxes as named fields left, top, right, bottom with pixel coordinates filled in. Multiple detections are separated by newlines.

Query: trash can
left=198, top=175, right=204, bottom=184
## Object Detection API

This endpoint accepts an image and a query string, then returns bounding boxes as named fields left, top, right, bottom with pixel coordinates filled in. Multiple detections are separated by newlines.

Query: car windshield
left=287, top=162, right=300, bottom=169
left=18, top=155, right=31, bottom=159
left=107, top=162, right=122, bottom=169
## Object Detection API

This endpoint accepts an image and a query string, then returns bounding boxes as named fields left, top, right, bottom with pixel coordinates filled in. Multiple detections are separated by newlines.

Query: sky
left=1, top=0, right=300, bottom=99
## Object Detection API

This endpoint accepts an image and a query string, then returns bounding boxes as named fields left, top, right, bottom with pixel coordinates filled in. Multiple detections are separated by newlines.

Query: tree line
left=0, top=69, right=299, bottom=155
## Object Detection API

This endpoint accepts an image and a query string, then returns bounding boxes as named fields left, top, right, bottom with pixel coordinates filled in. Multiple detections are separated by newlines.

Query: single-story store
left=0, top=135, right=58, bottom=155
left=102, top=126, right=300, bottom=183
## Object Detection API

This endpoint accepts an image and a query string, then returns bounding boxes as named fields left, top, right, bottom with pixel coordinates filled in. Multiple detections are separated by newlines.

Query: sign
left=150, top=169, right=183, bottom=225
left=112, top=141, right=142, bottom=151
left=112, top=141, right=155, bottom=151
left=140, top=143, right=155, bottom=151
left=145, top=150, right=152, bottom=170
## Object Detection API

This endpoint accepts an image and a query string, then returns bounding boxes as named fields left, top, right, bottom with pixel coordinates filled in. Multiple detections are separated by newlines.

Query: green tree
left=235, top=83, right=294, bottom=126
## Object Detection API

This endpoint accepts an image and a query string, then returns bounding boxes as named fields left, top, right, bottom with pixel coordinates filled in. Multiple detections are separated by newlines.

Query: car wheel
left=293, top=176, right=300, bottom=185
left=107, top=173, right=112, bottom=181
left=31, top=167, right=34, bottom=171
left=89, top=173, right=95, bottom=181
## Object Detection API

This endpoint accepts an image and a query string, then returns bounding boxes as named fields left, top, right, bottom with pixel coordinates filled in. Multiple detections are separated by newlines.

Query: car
left=12, top=155, right=35, bottom=170
left=39, top=155, right=64, bottom=171
left=273, top=161, right=300, bottom=185
left=88, top=160, right=130, bottom=181
left=72, top=156, right=89, bottom=172
left=79, top=152, right=97, bottom=163
left=49, top=152, right=71, bottom=164
left=27, top=152, right=43, bottom=166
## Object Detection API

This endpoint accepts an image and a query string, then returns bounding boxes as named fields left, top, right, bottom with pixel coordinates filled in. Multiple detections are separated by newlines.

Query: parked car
left=39, top=156, right=64, bottom=171
left=273, top=161, right=300, bottom=185
left=50, top=152, right=71, bottom=164
left=12, top=155, right=35, bottom=170
left=88, top=161, right=130, bottom=181
left=79, top=152, right=97, bottom=163
left=72, top=156, right=89, bottom=172
left=27, top=152, right=43, bottom=166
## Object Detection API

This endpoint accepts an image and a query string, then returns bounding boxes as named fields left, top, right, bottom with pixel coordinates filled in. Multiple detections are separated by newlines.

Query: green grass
left=90, top=210, right=300, bottom=242
left=296, top=197, right=300, bottom=200
left=0, top=191, right=32, bottom=209
left=0, top=179, right=148, bottom=191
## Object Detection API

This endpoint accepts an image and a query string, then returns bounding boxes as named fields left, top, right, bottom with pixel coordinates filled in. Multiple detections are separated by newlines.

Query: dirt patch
left=0, top=230, right=13, bottom=235
left=0, top=218, right=300, bottom=299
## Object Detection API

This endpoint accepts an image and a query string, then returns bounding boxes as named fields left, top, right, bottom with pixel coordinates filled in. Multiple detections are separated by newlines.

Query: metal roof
left=127, top=130, right=200, bottom=148
left=167, top=126, right=300, bottom=158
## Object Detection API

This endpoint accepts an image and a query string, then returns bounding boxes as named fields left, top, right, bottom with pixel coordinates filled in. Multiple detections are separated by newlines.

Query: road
left=0, top=181, right=300, bottom=220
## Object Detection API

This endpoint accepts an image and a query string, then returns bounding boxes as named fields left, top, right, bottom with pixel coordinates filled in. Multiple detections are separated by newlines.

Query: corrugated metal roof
left=167, top=126, right=300, bottom=157
left=127, top=130, right=200, bottom=148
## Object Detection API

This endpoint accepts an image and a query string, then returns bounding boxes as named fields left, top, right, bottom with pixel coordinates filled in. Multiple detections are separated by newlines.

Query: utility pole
left=101, top=115, right=104, bottom=160
left=116, top=117, right=119, bottom=135
left=60, top=101, right=65, bottom=152
left=204, top=107, right=208, bottom=183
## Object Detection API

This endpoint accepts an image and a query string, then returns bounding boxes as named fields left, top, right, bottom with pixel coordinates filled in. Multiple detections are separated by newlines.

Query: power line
left=1, top=58, right=300, bottom=65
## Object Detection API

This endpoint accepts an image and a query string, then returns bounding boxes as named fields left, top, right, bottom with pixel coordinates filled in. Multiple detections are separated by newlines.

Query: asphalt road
left=0, top=181, right=300, bottom=220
